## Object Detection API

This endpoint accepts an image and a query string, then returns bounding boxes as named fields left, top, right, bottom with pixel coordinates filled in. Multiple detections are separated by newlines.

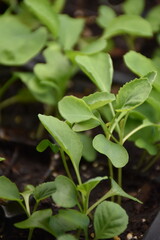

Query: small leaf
left=77, top=177, right=108, bottom=196
left=103, top=14, right=152, bottom=39
left=0, top=15, right=47, bottom=65
left=58, top=14, right=84, bottom=50
left=97, top=5, right=116, bottom=28
left=0, top=157, right=5, bottom=161
left=81, top=39, right=107, bottom=54
left=52, top=175, right=78, bottom=208
left=135, top=138, right=157, bottom=155
left=116, top=77, right=152, bottom=112
left=76, top=53, right=113, bottom=92
left=36, top=139, right=59, bottom=153
left=146, top=5, right=160, bottom=33
left=24, top=0, right=59, bottom=37
left=33, top=182, right=56, bottom=202
left=94, top=201, right=128, bottom=239
left=49, top=209, right=90, bottom=236
left=83, top=92, right=115, bottom=110
left=15, top=209, right=55, bottom=236
left=93, top=134, right=128, bottom=168
left=21, top=185, right=35, bottom=216
left=123, top=0, right=145, bottom=15
left=38, top=114, right=83, bottom=173
left=57, top=234, right=77, bottom=240
left=73, top=118, right=100, bottom=132
left=78, top=133, right=96, bottom=162
left=0, top=176, right=21, bottom=202
left=58, top=96, right=96, bottom=123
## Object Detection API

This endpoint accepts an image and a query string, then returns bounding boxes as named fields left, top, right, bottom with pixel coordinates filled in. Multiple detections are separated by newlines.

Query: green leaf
left=49, top=209, right=90, bottom=236
left=15, top=209, right=55, bottom=236
left=81, top=39, right=107, bottom=54
left=103, top=15, right=152, bottom=39
left=36, top=139, right=59, bottom=153
left=135, top=138, right=157, bottom=155
left=0, top=157, right=5, bottom=161
left=57, top=234, right=77, bottom=240
left=52, top=0, right=66, bottom=13
left=123, top=0, right=145, bottom=15
left=124, top=51, right=160, bottom=90
left=77, top=177, right=108, bottom=196
left=33, top=182, right=56, bottom=202
left=94, top=201, right=128, bottom=239
left=58, top=96, right=96, bottom=123
left=97, top=5, right=116, bottom=28
left=76, top=53, right=113, bottom=92
left=93, top=134, right=128, bottom=168
left=116, top=77, right=152, bottom=112
left=83, top=92, right=115, bottom=110
left=24, top=0, right=59, bottom=37
left=72, top=118, right=100, bottom=132
left=52, top=175, right=78, bottom=208
left=38, top=114, right=83, bottom=172
left=0, top=15, right=47, bottom=65
left=146, top=5, right=160, bottom=33
left=0, top=176, right=21, bottom=202
left=21, top=185, right=35, bottom=216
left=58, top=14, right=84, bottom=50
left=78, top=133, right=96, bottom=162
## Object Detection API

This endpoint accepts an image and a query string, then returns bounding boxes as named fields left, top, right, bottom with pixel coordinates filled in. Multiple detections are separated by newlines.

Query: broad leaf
left=58, top=14, right=84, bottom=50
left=77, top=177, right=108, bottom=196
left=49, top=209, right=90, bottom=236
left=24, top=0, right=59, bottom=37
left=93, top=134, right=128, bottom=168
left=97, top=5, right=116, bottom=28
left=15, top=209, right=55, bottom=236
left=103, top=15, right=152, bottom=39
left=123, top=0, right=145, bottom=15
left=58, top=96, right=96, bottom=123
left=0, top=176, right=21, bottom=202
left=33, top=182, right=56, bottom=202
left=38, top=114, right=83, bottom=172
left=116, top=77, right=152, bottom=112
left=72, top=118, right=100, bottom=132
left=94, top=201, right=128, bottom=239
left=57, top=234, right=77, bottom=240
left=83, top=92, right=115, bottom=110
left=0, top=15, right=47, bottom=65
left=52, top=175, right=78, bottom=208
left=124, top=51, right=160, bottom=90
left=36, top=139, right=59, bottom=153
left=146, top=5, right=160, bottom=33
left=76, top=53, right=113, bottom=92
left=78, top=133, right=96, bottom=162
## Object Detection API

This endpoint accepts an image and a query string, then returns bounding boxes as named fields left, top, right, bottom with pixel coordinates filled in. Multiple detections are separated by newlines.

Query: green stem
left=0, top=75, right=17, bottom=99
left=0, top=95, right=21, bottom=110
left=123, top=124, right=149, bottom=144
left=117, top=168, right=122, bottom=205
left=60, top=149, right=73, bottom=181
left=28, top=228, right=34, bottom=240
left=142, top=151, right=160, bottom=172
left=109, top=103, right=121, bottom=136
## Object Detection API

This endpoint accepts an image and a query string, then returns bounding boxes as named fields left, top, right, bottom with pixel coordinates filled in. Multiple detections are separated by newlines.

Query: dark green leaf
left=33, top=182, right=56, bottom=201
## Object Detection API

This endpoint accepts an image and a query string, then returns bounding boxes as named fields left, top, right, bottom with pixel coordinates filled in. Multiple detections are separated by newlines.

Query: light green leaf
left=78, top=133, right=96, bottom=162
left=49, top=209, right=90, bottom=236
left=123, top=0, right=145, bottom=15
left=116, top=77, right=152, bottom=112
left=135, top=138, right=157, bottom=155
left=81, top=39, right=107, bottom=54
left=58, top=14, right=84, bottom=50
left=0, top=15, right=47, bottom=65
left=93, top=134, right=128, bottom=168
left=83, top=92, right=115, bottom=110
left=57, top=234, right=77, bottom=240
left=94, top=201, right=128, bottom=239
left=52, top=175, right=78, bottom=208
left=0, top=176, right=21, bottom=202
left=97, top=5, right=116, bottom=28
left=21, top=185, right=35, bottom=216
left=58, top=96, right=96, bottom=123
left=72, top=118, right=100, bottom=132
left=146, top=5, right=160, bottom=33
left=77, top=177, right=108, bottom=196
left=33, top=182, right=56, bottom=202
left=24, top=0, right=59, bottom=37
left=38, top=114, right=83, bottom=172
left=18, top=73, right=59, bottom=105
left=0, top=157, right=5, bottom=161
left=36, top=139, right=59, bottom=153
left=124, top=51, right=160, bottom=90
left=103, top=15, right=152, bottom=39
left=76, top=53, right=113, bottom=92
left=52, top=0, right=66, bottom=13
left=15, top=209, right=55, bottom=236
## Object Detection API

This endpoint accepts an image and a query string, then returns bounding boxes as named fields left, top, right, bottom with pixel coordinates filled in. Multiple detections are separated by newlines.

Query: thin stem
left=0, top=95, right=20, bottom=110
left=0, top=75, right=17, bottom=99
left=28, top=228, right=34, bottom=240
left=60, top=149, right=73, bottom=181
left=109, top=103, right=121, bottom=136
left=117, top=168, right=122, bottom=205
left=142, top=151, right=160, bottom=172
left=123, top=124, right=149, bottom=144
